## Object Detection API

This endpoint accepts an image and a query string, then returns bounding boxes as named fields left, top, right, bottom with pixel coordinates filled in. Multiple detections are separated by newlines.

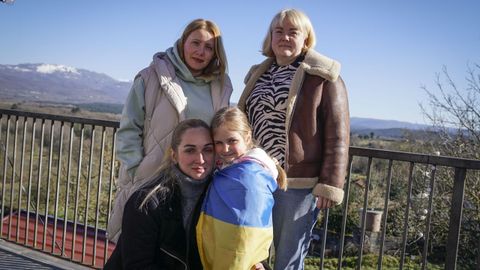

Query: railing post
left=378, top=160, right=394, bottom=270
left=337, top=155, right=354, bottom=270
left=104, top=128, right=117, bottom=265
left=421, top=165, right=437, bottom=270
left=400, top=162, right=415, bottom=270
left=357, top=157, right=373, bottom=270
left=7, top=115, right=18, bottom=239
left=444, top=167, right=466, bottom=270
left=319, top=208, right=329, bottom=270
left=1, top=115, right=12, bottom=238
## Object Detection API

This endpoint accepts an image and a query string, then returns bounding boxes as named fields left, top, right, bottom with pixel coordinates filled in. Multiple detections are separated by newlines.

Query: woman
left=237, top=9, right=350, bottom=270
left=108, top=18, right=233, bottom=242
left=104, top=119, right=214, bottom=269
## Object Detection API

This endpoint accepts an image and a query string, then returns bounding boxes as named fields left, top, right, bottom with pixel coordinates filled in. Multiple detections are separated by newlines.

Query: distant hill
left=350, top=117, right=432, bottom=139
left=350, top=117, right=428, bottom=130
left=0, top=63, right=131, bottom=104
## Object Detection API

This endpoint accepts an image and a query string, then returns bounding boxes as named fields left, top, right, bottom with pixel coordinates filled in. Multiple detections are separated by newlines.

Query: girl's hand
left=251, top=263, right=265, bottom=270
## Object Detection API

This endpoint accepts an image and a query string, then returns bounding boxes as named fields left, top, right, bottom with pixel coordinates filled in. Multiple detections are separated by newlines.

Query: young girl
left=196, top=107, right=286, bottom=270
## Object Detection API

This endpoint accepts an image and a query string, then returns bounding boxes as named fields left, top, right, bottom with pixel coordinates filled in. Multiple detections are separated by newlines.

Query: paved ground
left=0, top=239, right=93, bottom=270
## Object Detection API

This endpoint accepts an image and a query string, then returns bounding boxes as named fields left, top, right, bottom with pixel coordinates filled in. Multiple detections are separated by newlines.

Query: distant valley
left=0, top=63, right=432, bottom=137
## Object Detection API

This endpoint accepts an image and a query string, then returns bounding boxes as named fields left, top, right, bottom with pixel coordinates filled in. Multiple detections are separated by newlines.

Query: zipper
left=160, top=247, right=188, bottom=270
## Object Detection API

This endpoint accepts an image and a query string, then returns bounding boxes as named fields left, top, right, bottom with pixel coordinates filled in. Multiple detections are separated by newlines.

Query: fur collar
left=245, top=49, right=341, bottom=83
left=301, top=50, right=341, bottom=82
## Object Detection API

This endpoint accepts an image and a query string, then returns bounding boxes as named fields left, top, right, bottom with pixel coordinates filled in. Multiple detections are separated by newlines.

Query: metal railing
left=0, top=108, right=479, bottom=269
left=318, top=147, right=480, bottom=270
left=0, top=109, right=118, bottom=268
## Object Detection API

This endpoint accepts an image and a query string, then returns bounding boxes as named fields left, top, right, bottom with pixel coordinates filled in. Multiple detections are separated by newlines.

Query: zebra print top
left=245, top=56, right=304, bottom=168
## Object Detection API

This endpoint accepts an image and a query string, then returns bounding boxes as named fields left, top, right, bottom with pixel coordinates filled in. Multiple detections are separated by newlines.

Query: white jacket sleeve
left=116, top=77, right=146, bottom=179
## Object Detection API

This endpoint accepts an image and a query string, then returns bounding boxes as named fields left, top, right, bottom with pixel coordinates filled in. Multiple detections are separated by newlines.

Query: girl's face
left=213, top=125, right=250, bottom=164
left=183, top=28, right=215, bottom=76
left=271, top=18, right=306, bottom=65
left=172, top=127, right=214, bottom=180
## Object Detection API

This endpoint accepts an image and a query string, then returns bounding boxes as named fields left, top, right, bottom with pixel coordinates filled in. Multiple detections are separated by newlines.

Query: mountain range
left=0, top=63, right=431, bottom=134
left=0, top=63, right=131, bottom=104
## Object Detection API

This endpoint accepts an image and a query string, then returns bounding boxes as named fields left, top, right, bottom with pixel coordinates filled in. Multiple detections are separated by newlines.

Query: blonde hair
left=139, top=119, right=211, bottom=210
left=177, top=19, right=228, bottom=82
left=262, top=9, right=316, bottom=58
left=211, top=107, right=287, bottom=190
left=211, top=106, right=255, bottom=149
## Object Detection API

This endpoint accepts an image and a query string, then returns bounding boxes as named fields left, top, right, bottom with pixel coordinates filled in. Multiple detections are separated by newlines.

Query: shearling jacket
left=107, top=52, right=232, bottom=242
left=238, top=49, right=350, bottom=204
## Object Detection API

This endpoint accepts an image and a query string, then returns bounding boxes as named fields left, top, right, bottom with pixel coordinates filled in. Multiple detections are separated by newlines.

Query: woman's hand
left=316, top=196, right=333, bottom=209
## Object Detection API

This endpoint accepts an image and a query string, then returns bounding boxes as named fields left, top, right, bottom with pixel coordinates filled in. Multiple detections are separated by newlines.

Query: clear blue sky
left=1, top=0, right=479, bottom=124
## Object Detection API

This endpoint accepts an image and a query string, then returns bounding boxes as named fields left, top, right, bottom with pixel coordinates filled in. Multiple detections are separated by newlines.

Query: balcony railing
left=0, top=108, right=479, bottom=269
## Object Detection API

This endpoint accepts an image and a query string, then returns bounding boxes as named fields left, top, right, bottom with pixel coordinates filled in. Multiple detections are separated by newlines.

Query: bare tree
left=420, top=64, right=480, bottom=160
left=419, top=64, right=480, bottom=268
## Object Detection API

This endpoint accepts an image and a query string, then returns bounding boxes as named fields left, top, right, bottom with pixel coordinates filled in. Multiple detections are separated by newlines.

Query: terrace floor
left=0, top=239, right=92, bottom=270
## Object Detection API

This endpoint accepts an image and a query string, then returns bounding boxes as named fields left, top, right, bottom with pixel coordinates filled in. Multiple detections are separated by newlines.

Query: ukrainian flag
left=197, top=160, right=278, bottom=270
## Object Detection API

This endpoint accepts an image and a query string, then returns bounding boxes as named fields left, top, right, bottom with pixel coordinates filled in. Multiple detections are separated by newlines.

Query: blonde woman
left=108, top=19, right=233, bottom=242
left=238, top=9, right=350, bottom=270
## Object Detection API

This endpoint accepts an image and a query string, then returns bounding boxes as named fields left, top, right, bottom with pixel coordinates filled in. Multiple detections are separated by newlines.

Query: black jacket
left=104, top=182, right=204, bottom=270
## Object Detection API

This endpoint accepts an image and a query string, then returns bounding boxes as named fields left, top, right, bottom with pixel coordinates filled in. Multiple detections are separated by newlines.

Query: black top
left=104, top=175, right=207, bottom=270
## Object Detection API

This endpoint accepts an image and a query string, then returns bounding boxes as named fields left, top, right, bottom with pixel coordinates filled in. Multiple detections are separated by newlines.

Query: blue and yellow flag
left=196, top=160, right=278, bottom=270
